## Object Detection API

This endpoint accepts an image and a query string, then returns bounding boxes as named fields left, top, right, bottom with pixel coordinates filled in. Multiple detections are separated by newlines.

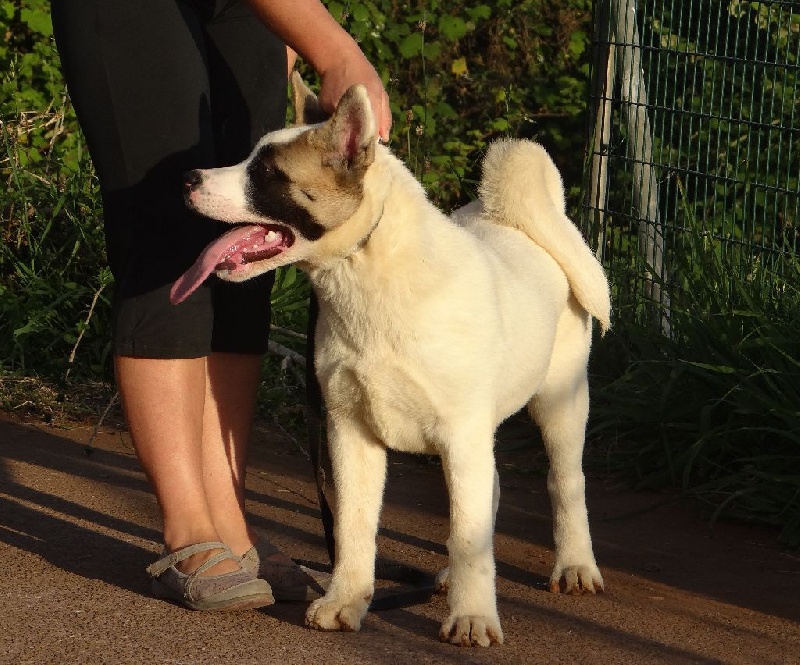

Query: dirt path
left=1, top=411, right=798, bottom=664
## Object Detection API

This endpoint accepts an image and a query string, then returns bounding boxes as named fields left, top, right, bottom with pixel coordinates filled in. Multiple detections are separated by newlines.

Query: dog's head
left=170, top=73, right=380, bottom=304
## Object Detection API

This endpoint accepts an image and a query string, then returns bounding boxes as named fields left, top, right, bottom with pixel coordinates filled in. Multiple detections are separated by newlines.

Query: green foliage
left=1, top=3, right=111, bottom=382
left=1, top=0, right=84, bottom=167
left=585, top=0, right=800, bottom=546
left=318, top=0, right=593, bottom=206
left=590, top=212, right=800, bottom=547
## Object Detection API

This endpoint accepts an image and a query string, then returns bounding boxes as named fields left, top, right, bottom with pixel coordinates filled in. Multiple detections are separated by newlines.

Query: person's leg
left=53, top=0, right=297, bottom=598
left=51, top=0, right=267, bottom=580
left=114, top=355, right=240, bottom=575
left=195, top=8, right=318, bottom=597
left=202, top=349, right=320, bottom=599
left=201, top=352, right=263, bottom=556
left=199, top=3, right=287, bottom=555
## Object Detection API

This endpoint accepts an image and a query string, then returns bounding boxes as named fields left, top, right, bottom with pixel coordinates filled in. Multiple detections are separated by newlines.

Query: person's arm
left=248, top=0, right=391, bottom=141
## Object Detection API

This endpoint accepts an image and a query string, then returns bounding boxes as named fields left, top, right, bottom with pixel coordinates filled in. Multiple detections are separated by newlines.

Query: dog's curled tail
left=479, top=139, right=611, bottom=334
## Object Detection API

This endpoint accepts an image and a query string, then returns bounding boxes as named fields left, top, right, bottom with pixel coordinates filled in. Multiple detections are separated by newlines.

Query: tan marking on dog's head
left=247, top=79, right=378, bottom=233
left=290, top=71, right=329, bottom=126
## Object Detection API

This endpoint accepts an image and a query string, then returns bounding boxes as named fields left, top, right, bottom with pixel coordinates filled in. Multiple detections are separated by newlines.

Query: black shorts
left=51, top=0, right=287, bottom=358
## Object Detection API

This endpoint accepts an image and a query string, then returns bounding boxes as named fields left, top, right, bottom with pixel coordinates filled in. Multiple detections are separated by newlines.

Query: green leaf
left=423, top=41, right=442, bottom=60
left=20, top=8, right=53, bottom=37
left=502, top=35, right=518, bottom=50
left=467, top=5, right=492, bottom=21
left=398, top=32, right=424, bottom=58
left=327, top=1, right=345, bottom=21
left=439, top=15, right=469, bottom=41
left=351, top=3, right=370, bottom=23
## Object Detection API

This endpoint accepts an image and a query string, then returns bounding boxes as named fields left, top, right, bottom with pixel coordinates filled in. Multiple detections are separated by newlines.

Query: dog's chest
left=324, top=354, right=439, bottom=455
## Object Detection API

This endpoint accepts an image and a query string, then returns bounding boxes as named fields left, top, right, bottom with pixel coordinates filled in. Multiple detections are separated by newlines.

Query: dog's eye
left=301, top=189, right=317, bottom=202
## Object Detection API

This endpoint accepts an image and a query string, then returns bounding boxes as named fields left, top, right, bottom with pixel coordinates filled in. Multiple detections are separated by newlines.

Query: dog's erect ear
left=291, top=71, right=329, bottom=125
left=318, top=84, right=376, bottom=175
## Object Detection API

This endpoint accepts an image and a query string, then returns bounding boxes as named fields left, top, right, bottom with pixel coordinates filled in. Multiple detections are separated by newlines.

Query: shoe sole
left=152, top=578, right=275, bottom=611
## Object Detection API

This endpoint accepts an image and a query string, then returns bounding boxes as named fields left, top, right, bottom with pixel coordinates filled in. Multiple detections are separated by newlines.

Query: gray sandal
left=240, top=541, right=330, bottom=602
left=147, top=541, right=275, bottom=611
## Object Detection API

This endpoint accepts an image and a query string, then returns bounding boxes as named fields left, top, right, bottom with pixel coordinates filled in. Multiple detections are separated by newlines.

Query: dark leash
left=304, top=294, right=437, bottom=611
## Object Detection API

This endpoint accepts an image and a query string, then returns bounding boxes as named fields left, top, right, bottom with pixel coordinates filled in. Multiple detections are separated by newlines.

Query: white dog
left=171, top=73, right=610, bottom=647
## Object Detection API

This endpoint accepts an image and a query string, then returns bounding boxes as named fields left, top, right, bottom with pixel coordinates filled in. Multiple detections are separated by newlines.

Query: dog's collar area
left=345, top=202, right=385, bottom=258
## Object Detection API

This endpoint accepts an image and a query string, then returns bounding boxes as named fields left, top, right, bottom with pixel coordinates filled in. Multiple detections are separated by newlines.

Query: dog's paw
left=549, top=563, right=604, bottom=595
left=434, top=566, right=449, bottom=594
left=439, top=613, right=504, bottom=647
left=305, top=592, right=371, bottom=632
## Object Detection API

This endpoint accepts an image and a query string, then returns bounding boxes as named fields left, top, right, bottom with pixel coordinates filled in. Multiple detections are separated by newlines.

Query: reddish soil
left=1, top=411, right=798, bottom=664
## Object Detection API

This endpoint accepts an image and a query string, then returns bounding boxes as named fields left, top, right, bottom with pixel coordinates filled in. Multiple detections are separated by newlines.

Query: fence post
left=609, top=0, right=672, bottom=336
left=588, top=0, right=614, bottom=263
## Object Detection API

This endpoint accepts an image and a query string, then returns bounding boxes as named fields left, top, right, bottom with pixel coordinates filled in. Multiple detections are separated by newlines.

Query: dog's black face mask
left=244, top=144, right=325, bottom=242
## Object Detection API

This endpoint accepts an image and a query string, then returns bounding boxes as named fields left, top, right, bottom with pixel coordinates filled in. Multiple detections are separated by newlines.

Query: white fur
left=187, top=101, right=609, bottom=645
left=302, top=140, right=608, bottom=646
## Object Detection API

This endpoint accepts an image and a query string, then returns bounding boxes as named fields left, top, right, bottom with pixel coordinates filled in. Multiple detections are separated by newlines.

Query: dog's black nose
left=184, top=169, right=203, bottom=193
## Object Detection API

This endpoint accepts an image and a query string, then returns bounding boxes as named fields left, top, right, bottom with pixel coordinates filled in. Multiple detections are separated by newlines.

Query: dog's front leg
left=305, top=418, right=386, bottom=632
left=438, top=435, right=503, bottom=647
left=435, top=468, right=500, bottom=592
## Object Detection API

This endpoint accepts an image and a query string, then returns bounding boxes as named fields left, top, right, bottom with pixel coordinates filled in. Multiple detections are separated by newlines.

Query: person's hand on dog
left=246, top=0, right=392, bottom=142
left=317, top=52, right=392, bottom=143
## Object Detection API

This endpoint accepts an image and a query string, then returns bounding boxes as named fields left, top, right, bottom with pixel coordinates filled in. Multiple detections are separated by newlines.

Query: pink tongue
left=170, top=225, right=264, bottom=304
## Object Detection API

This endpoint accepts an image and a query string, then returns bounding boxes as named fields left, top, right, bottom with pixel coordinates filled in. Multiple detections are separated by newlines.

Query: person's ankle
left=174, top=547, right=242, bottom=576
left=161, top=535, right=243, bottom=577
left=214, top=526, right=258, bottom=559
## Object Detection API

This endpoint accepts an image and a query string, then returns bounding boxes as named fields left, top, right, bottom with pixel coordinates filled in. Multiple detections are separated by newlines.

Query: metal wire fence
left=584, top=0, right=799, bottom=335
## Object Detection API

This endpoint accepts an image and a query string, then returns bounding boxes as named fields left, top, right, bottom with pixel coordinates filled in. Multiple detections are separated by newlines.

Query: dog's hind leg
left=305, top=417, right=387, bottom=632
left=437, top=423, right=504, bottom=647
left=528, top=305, right=604, bottom=595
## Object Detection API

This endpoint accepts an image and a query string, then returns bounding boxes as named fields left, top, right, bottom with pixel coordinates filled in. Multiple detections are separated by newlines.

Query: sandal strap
left=146, top=541, right=231, bottom=578
left=182, top=549, right=243, bottom=600
left=190, top=549, right=234, bottom=578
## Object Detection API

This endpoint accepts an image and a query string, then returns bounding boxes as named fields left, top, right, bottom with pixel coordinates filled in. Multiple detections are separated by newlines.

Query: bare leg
left=202, top=352, right=263, bottom=556
left=115, top=353, right=263, bottom=575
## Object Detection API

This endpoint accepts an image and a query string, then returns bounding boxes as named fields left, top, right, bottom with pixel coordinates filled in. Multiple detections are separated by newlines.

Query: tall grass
left=1, top=106, right=111, bottom=383
left=588, top=177, right=800, bottom=548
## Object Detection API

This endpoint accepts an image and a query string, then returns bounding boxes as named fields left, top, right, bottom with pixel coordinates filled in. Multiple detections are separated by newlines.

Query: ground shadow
left=2, top=414, right=798, bottom=626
